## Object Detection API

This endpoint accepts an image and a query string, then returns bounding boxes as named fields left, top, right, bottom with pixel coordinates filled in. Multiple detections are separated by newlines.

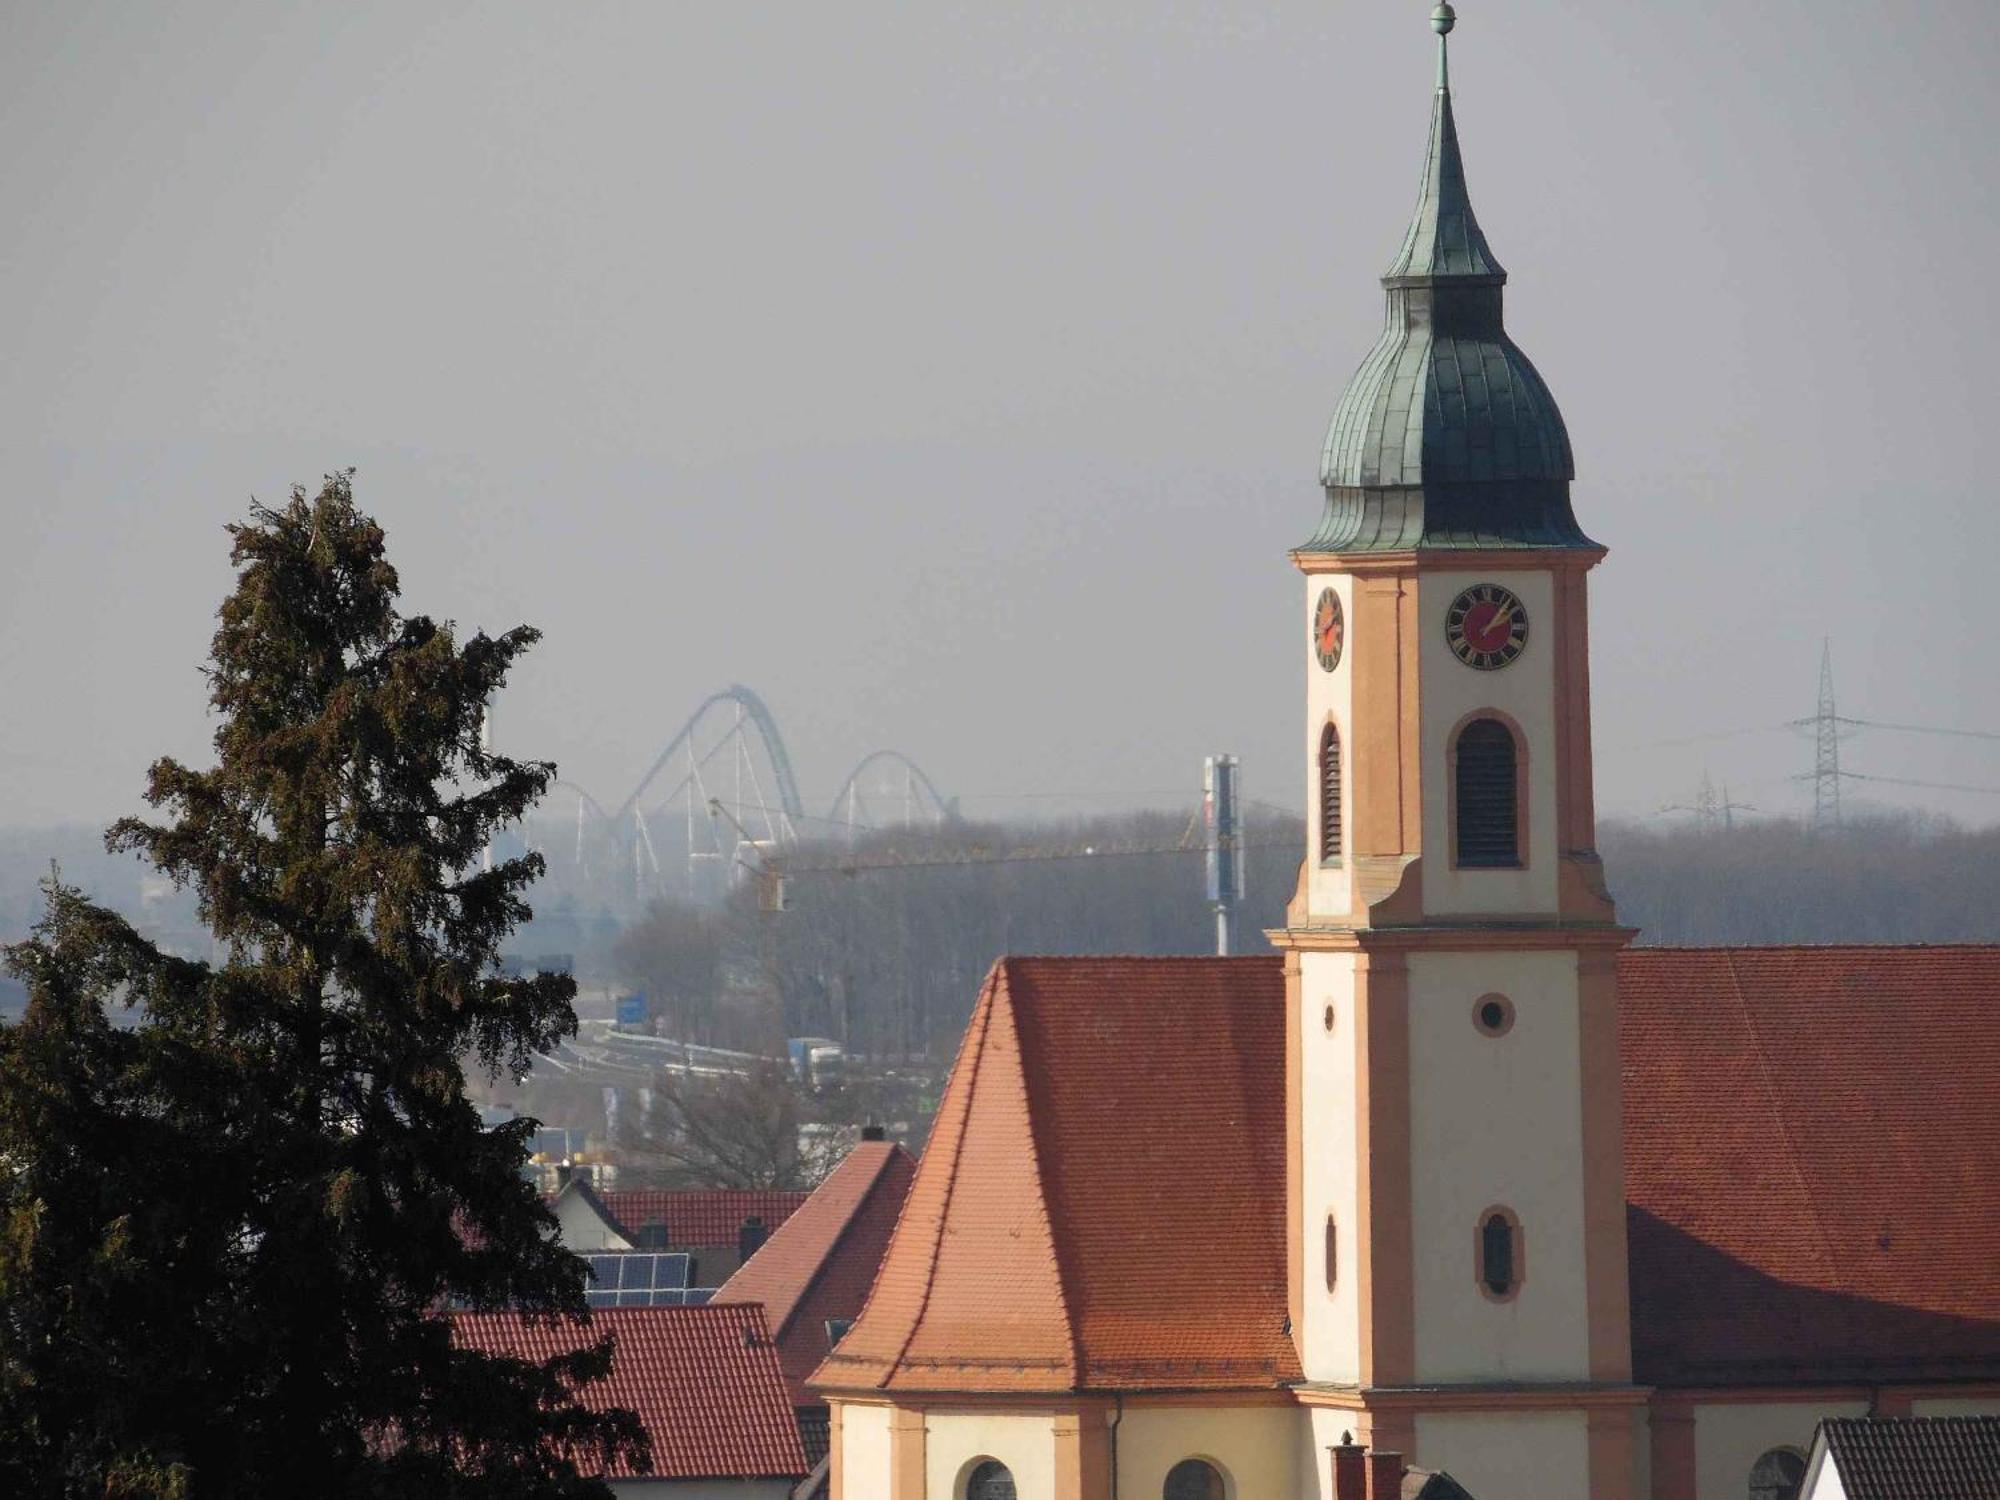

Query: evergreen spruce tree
left=0, top=474, right=645, bottom=1496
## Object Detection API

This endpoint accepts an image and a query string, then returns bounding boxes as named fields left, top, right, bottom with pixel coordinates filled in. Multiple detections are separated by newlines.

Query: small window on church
left=966, top=1460, right=1016, bottom=1500
left=1165, top=1458, right=1227, bottom=1500
left=1319, top=723, right=1343, bottom=863
left=1454, top=717, right=1520, bottom=868
left=1748, top=1448, right=1806, bottom=1500
left=1476, top=1208, right=1523, bottom=1300
left=1324, top=1213, right=1338, bottom=1293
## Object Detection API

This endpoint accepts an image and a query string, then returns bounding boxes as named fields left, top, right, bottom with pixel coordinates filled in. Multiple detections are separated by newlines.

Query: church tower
left=1276, top=8, right=1640, bottom=1499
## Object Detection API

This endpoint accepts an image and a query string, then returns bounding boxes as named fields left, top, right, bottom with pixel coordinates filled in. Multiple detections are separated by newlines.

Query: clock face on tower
left=1446, top=583, right=1529, bottom=670
left=1313, top=588, right=1345, bottom=672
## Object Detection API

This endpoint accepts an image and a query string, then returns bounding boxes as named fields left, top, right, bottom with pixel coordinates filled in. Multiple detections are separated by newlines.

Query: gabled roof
left=1621, top=947, right=2000, bottom=1386
left=809, top=947, right=2000, bottom=1396
left=817, top=957, right=1297, bottom=1394
left=451, top=1305, right=807, bottom=1480
left=597, top=1188, right=811, bottom=1248
left=1814, top=1416, right=2000, bottom=1500
left=712, top=1139, right=917, bottom=1405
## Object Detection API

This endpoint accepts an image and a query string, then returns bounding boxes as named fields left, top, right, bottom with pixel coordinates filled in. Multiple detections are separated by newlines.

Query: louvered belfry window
left=1455, top=717, right=1519, bottom=867
left=1319, top=723, right=1343, bottom=862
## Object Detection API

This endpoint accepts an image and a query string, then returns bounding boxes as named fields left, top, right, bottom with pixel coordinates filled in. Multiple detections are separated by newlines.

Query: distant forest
left=6, top=812, right=1998, bottom=1047
left=607, top=811, right=2000, bottom=1058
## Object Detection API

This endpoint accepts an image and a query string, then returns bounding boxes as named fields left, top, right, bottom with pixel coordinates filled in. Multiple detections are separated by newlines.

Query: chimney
left=738, top=1214, right=769, bottom=1263
left=1368, top=1450, right=1404, bottom=1500
left=1331, top=1436, right=1366, bottom=1500
left=861, top=1123, right=887, bottom=1142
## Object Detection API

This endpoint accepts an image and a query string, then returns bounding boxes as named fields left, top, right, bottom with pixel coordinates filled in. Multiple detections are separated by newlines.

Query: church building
left=811, top=10, right=2000, bottom=1500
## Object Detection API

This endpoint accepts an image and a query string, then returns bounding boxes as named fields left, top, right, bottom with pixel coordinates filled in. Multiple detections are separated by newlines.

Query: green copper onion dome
left=1308, top=7, right=1593, bottom=552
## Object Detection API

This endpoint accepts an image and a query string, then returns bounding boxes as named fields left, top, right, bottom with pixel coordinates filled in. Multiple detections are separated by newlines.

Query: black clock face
left=1446, top=583, right=1529, bottom=670
left=1313, top=588, right=1345, bottom=672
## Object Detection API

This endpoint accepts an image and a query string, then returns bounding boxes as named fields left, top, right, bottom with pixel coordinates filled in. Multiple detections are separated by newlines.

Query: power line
left=1833, top=716, right=2000, bottom=743
left=1843, top=771, right=2000, bottom=798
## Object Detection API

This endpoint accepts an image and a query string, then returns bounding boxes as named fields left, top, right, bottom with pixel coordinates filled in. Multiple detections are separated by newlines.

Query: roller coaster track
left=613, top=684, right=807, bottom=828
left=828, top=749, right=954, bottom=829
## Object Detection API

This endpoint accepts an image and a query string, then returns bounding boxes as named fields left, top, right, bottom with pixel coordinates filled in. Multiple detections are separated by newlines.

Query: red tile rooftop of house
left=452, top=1305, right=808, bottom=1480
left=712, top=1138, right=917, bottom=1405
left=598, top=1188, right=811, bottom=1247
left=813, top=948, right=2000, bottom=1395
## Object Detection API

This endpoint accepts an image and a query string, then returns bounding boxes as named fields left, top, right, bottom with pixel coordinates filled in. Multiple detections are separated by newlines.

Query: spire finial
left=1432, top=3, right=1456, bottom=91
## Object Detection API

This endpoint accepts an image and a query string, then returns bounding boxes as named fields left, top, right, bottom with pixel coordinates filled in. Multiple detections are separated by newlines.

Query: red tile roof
left=452, top=1305, right=808, bottom=1480
left=1818, top=1415, right=2000, bottom=1500
left=812, top=946, right=2000, bottom=1396
left=597, top=1189, right=811, bottom=1249
left=711, top=1140, right=917, bottom=1405
left=1620, top=946, right=2000, bottom=1386
left=817, top=957, right=1298, bottom=1393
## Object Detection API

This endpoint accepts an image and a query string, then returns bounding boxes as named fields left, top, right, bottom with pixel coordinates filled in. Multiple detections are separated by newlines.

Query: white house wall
left=923, top=1413, right=1057, bottom=1500
left=1417, top=569, right=1559, bottom=917
left=1406, top=949, right=1589, bottom=1381
left=1302, top=572, right=1356, bottom=918
left=1299, top=952, right=1361, bottom=1384
left=1691, top=1401, right=1865, bottom=1500
left=1113, top=1404, right=1298, bottom=1500
left=1416, top=1411, right=1589, bottom=1500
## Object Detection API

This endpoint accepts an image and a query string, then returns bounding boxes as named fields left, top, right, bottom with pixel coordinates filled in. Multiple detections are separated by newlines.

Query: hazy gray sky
left=4, top=1, right=1998, bottom=833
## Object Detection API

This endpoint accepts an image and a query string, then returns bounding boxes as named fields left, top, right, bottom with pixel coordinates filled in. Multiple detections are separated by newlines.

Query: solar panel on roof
left=685, top=1287, right=713, bottom=1307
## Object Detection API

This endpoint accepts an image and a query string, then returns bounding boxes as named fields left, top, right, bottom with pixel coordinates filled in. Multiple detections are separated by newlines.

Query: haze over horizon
left=5, top=2, right=1998, bottom=833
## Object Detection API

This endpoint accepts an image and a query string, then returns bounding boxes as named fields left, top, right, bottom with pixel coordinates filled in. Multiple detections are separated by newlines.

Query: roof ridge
left=879, top=965, right=999, bottom=1383
left=1722, top=951, right=1843, bottom=1286
left=1000, top=960, right=1087, bottom=1387
left=1630, top=943, right=2000, bottom=954
left=763, top=1146, right=898, bottom=1342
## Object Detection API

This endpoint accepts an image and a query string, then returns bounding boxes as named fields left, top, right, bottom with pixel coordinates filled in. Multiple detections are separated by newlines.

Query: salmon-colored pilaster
left=1551, top=560, right=1601, bottom=856
left=1366, top=1410, right=1419, bottom=1465
left=1578, top=949, right=1634, bottom=1382
left=830, top=1402, right=846, bottom=1500
left=1350, top=571, right=1420, bottom=857
left=888, top=1407, right=926, bottom=1500
left=1587, top=1406, right=1636, bottom=1500
left=1649, top=1401, right=1697, bottom=1500
left=1054, top=1408, right=1111, bottom=1500
left=1286, top=947, right=1306, bottom=1344
left=1355, top=947, right=1414, bottom=1386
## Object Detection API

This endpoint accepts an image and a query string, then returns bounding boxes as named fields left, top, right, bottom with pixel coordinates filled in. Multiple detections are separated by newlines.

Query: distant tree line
left=606, top=811, right=2000, bottom=1062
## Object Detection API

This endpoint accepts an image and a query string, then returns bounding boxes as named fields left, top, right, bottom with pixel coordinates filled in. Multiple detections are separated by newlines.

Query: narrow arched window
left=1476, top=1208, right=1522, bottom=1299
left=967, top=1460, right=1017, bottom=1500
left=1319, top=723, right=1343, bottom=862
left=1165, top=1459, right=1227, bottom=1500
left=1748, top=1449, right=1806, bottom=1500
left=1455, top=718, right=1519, bottom=867
left=1324, top=1213, right=1338, bottom=1293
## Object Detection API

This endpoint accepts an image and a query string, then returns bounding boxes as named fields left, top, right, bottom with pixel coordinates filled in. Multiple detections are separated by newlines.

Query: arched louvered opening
left=1319, top=722, right=1343, bottom=863
left=1454, top=716, right=1520, bottom=868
